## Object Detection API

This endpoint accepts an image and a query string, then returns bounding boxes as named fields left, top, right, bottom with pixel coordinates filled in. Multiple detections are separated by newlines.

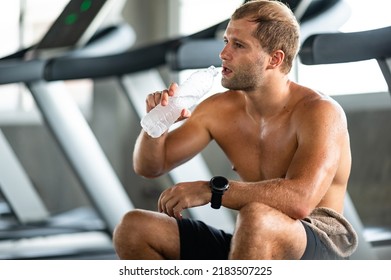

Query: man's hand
left=145, top=83, right=191, bottom=121
left=157, top=181, right=211, bottom=219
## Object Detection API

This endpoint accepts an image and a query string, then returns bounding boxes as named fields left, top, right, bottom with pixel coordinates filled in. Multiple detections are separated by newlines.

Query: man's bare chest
left=217, top=120, right=297, bottom=181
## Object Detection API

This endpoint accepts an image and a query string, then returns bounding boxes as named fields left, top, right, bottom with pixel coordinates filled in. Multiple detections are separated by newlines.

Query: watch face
left=210, top=176, right=229, bottom=191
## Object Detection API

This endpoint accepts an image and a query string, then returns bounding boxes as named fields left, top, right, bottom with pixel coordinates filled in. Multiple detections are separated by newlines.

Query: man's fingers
left=161, top=89, right=169, bottom=106
left=168, top=82, right=178, bottom=97
left=181, top=109, right=192, bottom=118
left=146, top=91, right=162, bottom=112
left=158, top=189, right=184, bottom=219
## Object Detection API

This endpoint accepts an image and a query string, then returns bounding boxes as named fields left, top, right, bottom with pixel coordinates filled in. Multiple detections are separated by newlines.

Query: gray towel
left=302, top=207, right=358, bottom=258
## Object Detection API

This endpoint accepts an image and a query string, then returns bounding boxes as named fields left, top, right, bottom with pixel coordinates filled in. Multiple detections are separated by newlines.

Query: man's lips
left=222, top=66, right=233, bottom=76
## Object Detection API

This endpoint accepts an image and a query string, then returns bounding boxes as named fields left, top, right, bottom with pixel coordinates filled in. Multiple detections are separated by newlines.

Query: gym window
left=296, top=0, right=391, bottom=96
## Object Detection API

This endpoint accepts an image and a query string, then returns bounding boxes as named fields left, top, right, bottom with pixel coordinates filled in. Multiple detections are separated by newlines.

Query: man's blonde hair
left=231, top=0, right=300, bottom=74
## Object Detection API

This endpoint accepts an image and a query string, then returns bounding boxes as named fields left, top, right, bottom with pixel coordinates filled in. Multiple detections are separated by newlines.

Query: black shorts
left=177, top=218, right=345, bottom=260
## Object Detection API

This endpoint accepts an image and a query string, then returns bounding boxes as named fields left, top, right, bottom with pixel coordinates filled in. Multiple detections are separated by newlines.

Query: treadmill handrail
left=0, top=23, right=134, bottom=85
left=0, top=59, right=46, bottom=85
left=45, top=38, right=179, bottom=81
left=167, top=39, right=224, bottom=71
left=299, top=25, right=391, bottom=65
left=43, top=20, right=229, bottom=81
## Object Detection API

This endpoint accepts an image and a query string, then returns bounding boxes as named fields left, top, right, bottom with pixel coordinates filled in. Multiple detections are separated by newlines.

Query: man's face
left=220, top=18, right=269, bottom=92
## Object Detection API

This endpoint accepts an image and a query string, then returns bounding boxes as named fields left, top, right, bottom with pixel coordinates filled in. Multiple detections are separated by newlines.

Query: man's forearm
left=133, top=130, right=168, bottom=178
left=222, top=178, right=313, bottom=220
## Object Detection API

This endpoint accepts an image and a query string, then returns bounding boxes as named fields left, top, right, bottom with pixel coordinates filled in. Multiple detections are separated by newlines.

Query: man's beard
left=221, top=62, right=263, bottom=91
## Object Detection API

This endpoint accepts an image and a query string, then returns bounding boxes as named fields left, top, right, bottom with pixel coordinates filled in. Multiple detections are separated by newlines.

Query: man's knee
left=232, top=203, right=304, bottom=259
left=113, top=209, right=180, bottom=260
left=115, top=209, right=145, bottom=231
left=237, top=202, right=276, bottom=228
left=113, top=209, right=149, bottom=247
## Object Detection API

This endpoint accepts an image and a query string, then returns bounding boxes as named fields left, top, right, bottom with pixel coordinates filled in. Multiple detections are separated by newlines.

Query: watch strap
left=211, top=192, right=223, bottom=209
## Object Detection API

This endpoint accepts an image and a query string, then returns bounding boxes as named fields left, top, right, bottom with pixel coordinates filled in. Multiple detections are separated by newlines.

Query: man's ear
left=267, top=50, right=285, bottom=69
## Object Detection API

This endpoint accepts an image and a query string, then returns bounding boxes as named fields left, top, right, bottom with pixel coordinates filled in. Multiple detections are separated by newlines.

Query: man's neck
left=246, top=76, right=293, bottom=119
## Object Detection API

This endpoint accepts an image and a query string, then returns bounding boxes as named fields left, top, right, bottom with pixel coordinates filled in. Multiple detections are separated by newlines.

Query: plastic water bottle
left=141, top=65, right=218, bottom=138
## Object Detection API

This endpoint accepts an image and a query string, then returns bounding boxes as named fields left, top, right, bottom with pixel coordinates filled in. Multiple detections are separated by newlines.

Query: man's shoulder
left=292, top=86, right=347, bottom=124
left=295, top=85, right=343, bottom=111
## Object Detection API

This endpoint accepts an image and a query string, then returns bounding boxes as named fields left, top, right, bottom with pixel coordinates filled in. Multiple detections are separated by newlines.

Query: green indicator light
left=80, top=0, right=92, bottom=12
left=65, top=13, right=78, bottom=25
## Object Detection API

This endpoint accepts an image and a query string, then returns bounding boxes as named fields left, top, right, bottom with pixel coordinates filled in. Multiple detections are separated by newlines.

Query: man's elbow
left=133, top=164, right=164, bottom=179
left=290, top=200, right=318, bottom=220
left=285, top=198, right=314, bottom=219
left=291, top=206, right=311, bottom=220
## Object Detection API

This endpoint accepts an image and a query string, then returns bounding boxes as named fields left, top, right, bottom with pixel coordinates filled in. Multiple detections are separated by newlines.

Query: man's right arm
left=132, top=84, right=213, bottom=178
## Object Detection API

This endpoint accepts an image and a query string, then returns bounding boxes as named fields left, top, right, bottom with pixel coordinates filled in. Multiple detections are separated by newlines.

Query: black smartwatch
left=209, top=176, right=229, bottom=209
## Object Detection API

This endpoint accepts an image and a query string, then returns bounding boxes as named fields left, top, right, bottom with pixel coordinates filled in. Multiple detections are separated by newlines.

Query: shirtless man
left=113, top=0, right=358, bottom=259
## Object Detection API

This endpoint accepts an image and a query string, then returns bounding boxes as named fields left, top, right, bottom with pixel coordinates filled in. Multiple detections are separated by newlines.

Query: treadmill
left=0, top=0, right=134, bottom=259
